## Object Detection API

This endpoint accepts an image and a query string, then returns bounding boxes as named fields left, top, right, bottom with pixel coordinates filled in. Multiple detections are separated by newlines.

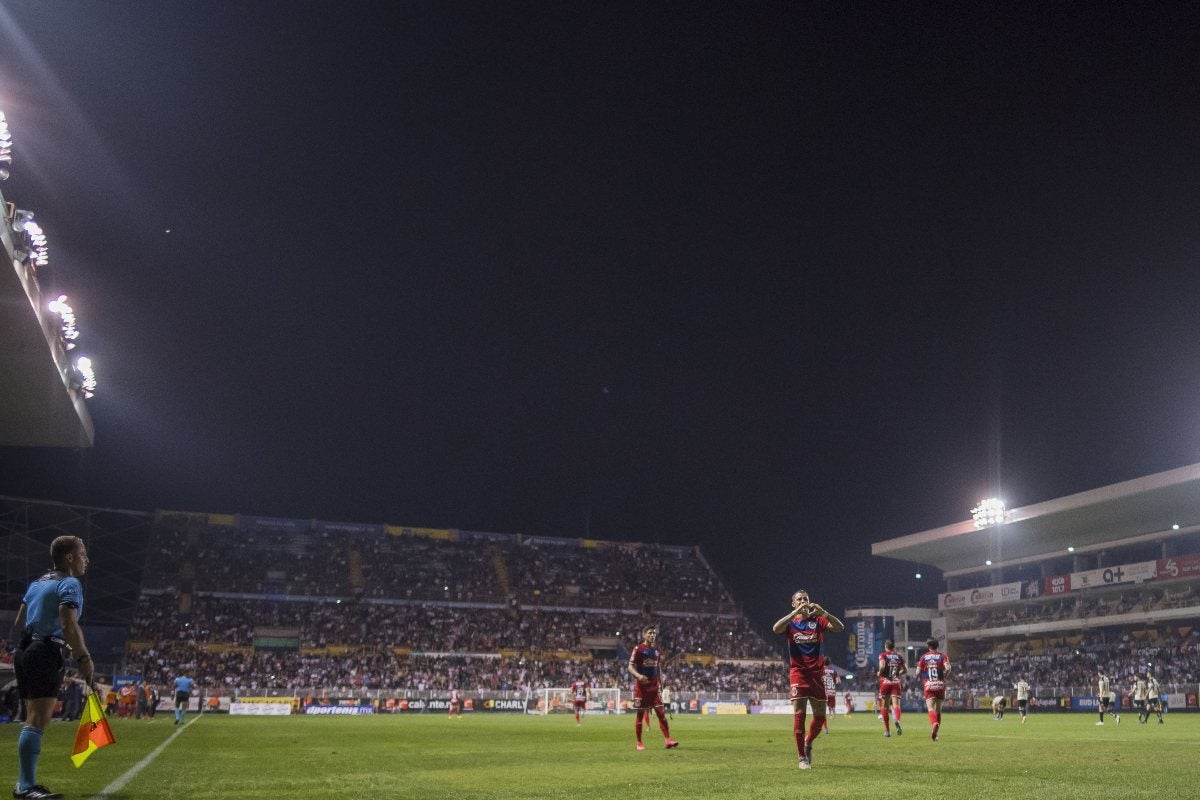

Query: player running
left=628, top=627, right=678, bottom=750
left=877, top=638, right=907, bottom=737
left=1014, top=678, right=1031, bottom=723
left=772, top=589, right=845, bottom=770
left=917, top=638, right=950, bottom=741
left=570, top=676, right=590, bottom=726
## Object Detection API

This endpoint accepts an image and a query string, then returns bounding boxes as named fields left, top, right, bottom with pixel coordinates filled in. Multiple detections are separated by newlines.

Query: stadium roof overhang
left=871, top=463, right=1200, bottom=575
left=1, top=193, right=93, bottom=447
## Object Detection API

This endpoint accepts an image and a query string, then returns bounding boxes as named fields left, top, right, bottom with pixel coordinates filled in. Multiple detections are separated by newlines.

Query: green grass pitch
left=3, top=711, right=1194, bottom=799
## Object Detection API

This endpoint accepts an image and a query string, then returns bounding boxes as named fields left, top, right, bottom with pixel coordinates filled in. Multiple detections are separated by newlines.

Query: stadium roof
left=872, top=462, right=1200, bottom=576
left=1, top=192, right=94, bottom=447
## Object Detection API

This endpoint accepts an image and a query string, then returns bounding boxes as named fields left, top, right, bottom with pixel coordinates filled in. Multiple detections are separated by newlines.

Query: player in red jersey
left=877, top=638, right=908, bottom=737
left=917, top=638, right=950, bottom=741
left=628, top=627, right=678, bottom=750
left=448, top=687, right=463, bottom=718
left=772, top=589, right=844, bottom=770
left=820, top=657, right=838, bottom=733
left=843, top=690, right=853, bottom=717
left=570, top=677, right=590, bottom=726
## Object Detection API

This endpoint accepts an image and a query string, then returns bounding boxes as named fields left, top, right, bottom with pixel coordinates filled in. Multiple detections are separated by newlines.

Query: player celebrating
left=917, top=638, right=950, bottom=741
left=628, top=627, right=678, bottom=750
left=820, top=657, right=838, bottom=733
left=1014, top=678, right=1031, bottom=723
left=877, top=638, right=907, bottom=737
left=772, top=589, right=845, bottom=770
left=570, top=675, right=590, bottom=726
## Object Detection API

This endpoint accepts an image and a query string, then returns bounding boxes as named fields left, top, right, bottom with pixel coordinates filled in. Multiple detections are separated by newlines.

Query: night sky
left=2, top=2, right=1200, bottom=631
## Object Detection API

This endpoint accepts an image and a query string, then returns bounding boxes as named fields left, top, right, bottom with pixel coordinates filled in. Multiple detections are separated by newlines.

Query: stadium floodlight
left=985, top=559, right=993, bottom=566
left=0, top=110, right=11, bottom=178
left=915, top=572, right=922, bottom=579
left=971, top=498, right=1007, bottom=528
left=1172, top=524, right=1180, bottom=530
left=1067, top=546, right=1074, bottom=552
left=75, top=356, right=96, bottom=398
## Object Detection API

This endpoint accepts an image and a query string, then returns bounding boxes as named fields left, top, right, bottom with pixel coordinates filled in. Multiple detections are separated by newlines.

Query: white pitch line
left=87, top=714, right=201, bottom=799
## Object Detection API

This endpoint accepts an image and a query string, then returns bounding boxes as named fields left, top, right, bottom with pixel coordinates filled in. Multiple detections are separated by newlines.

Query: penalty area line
left=87, top=714, right=201, bottom=799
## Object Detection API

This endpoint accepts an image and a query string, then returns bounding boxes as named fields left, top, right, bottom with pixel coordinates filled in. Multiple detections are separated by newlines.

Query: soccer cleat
left=1021, top=717, right=1025, bottom=724
left=635, top=742, right=645, bottom=751
left=883, top=731, right=891, bottom=738
left=798, top=757, right=811, bottom=770
left=664, top=739, right=679, bottom=749
left=1158, top=718, right=1164, bottom=724
left=1095, top=721, right=1104, bottom=726
left=1115, top=715, right=1120, bottom=724
left=13, top=786, right=64, bottom=800
left=894, top=720, right=902, bottom=735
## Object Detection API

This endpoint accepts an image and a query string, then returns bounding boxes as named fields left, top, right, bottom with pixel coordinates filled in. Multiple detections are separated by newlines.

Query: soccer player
left=11, top=535, right=94, bottom=800
left=628, top=627, right=678, bottom=750
left=917, top=638, right=950, bottom=741
left=570, top=676, right=590, bottom=725
left=820, top=657, right=838, bottom=733
left=448, top=687, right=463, bottom=718
left=843, top=690, right=853, bottom=717
left=173, top=673, right=195, bottom=725
left=1132, top=674, right=1148, bottom=723
left=772, top=589, right=845, bottom=770
left=1014, top=678, right=1031, bottom=723
left=1096, top=670, right=1118, bottom=725
left=877, top=638, right=907, bottom=737
left=1146, top=674, right=1164, bottom=724
left=991, top=695, right=1006, bottom=720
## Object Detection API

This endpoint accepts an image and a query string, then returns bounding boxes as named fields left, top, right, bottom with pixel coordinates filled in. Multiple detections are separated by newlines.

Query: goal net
left=538, top=687, right=622, bottom=715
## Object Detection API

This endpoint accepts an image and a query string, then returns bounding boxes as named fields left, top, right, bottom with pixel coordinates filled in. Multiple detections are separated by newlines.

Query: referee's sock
left=17, top=725, right=43, bottom=791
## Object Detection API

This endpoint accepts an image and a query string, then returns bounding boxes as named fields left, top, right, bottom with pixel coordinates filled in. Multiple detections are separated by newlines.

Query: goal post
left=539, top=687, right=622, bottom=715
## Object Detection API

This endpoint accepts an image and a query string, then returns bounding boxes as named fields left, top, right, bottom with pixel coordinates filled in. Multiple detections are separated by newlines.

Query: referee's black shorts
left=14, top=639, right=66, bottom=700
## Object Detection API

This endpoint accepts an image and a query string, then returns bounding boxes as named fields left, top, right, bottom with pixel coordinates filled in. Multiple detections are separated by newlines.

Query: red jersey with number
left=571, top=680, right=589, bottom=702
left=918, top=650, right=949, bottom=693
left=822, top=665, right=838, bottom=696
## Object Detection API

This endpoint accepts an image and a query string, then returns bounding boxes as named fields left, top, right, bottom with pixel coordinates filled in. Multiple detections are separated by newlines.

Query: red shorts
left=826, top=694, right=836, bottom=708
left=788, top=667, right=823, bottom=701
left=573, top=699, right=587, bottom=709
left=923, top=685, right=945, bottom=700
left=632, top=681, right=662, bottom=710
left=879, top=680, right=902, bottom=697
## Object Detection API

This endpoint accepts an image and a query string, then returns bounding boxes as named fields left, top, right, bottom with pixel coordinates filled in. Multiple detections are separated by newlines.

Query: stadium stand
left=868, top=463, right=1200, bottom=708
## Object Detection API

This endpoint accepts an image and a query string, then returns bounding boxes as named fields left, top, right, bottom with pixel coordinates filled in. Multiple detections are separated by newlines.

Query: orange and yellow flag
left=71, top=692, right=116, bottom=767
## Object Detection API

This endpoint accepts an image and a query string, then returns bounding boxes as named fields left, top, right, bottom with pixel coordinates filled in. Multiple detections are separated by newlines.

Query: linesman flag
left=72, top=692, right=116, bottom=767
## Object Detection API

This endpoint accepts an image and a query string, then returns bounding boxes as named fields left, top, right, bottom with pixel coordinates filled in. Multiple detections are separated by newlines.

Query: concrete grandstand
left=869, top=463, right=1200, bottom=710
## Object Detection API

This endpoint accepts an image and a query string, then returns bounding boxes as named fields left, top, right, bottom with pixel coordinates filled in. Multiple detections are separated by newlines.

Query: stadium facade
left=868, top=463, right=1200, bottom=710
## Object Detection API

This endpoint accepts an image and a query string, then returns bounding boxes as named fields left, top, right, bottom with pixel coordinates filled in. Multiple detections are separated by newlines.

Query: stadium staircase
left=489, top=546, right=518, bottom=618
left=348, top=546, right=364, bottom=592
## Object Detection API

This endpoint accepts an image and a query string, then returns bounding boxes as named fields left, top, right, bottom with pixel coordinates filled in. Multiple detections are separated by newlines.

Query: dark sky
left=2, top=1, right=1200, bottom=630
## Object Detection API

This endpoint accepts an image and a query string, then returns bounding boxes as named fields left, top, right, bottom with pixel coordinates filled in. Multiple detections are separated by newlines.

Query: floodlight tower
left=0, top=109, right=94, bottom=446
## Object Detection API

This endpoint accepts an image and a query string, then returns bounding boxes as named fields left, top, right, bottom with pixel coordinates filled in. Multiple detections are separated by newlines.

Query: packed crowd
left=145, top=516, right=733, bottom=612
left=847, top=628, right=1200, bottom=700
left=950, top=585, right=1199, bottom=632
left=129, top=642, right=780, bottom=696
left=129, top=593, right=778, bottom=659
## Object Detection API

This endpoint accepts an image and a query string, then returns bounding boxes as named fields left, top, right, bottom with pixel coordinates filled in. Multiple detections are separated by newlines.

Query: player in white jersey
left=1146, top=675, right=1164, bottom=724
left=1132, top=675, right=1149, bottom=723
left=1095, top=671, right=1119, bottom=725
left=1014, top=679, right=1031, bottom=723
